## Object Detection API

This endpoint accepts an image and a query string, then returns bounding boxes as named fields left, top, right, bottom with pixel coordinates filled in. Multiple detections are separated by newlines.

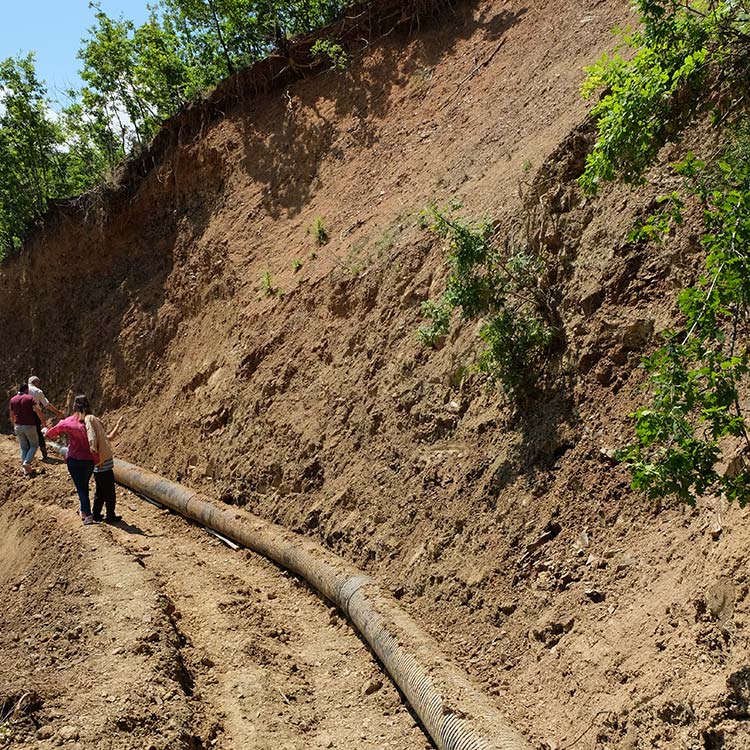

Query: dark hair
left=18, top=383, right=28, bottom=394
left=73, top=394, right=90, bottom=415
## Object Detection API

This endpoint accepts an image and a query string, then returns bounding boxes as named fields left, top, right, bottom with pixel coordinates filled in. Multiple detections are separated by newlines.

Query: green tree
left=160, top=0, right=240, bottom=81
left=59, top=93, right=125, bottom=191
left=78, top=6, right=155, bottom=148
left=132, top=15, right=190, bottom=118
left=0, top=54, right=64, bottom=257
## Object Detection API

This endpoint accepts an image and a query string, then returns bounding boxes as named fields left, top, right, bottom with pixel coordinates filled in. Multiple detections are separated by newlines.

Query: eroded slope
left=2, top=0, right=750, bottom=747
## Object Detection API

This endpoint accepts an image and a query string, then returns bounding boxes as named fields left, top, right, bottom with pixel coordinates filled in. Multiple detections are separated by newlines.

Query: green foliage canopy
left=582, top=1, right=750, bottom=504
left=0, top=55, right=67, bottom=257
left=580, top=0, right=750, bottom=192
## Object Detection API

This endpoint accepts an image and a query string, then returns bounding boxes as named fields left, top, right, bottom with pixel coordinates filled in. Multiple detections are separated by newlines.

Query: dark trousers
left=34, top=412, right=47, bottom=458
left=67, top=458, right=95, bottom=517
left=93, top=469, right=117, bottom=519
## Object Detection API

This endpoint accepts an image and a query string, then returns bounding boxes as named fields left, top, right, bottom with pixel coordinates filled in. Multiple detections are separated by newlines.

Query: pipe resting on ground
left=53, top=445, right=530, bottom=750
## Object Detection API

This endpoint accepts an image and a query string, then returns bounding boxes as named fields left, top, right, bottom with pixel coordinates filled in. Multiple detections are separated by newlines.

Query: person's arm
left=47, top=402, right=65, bottom=418
left=37, top=389, right=64, bottom=418
left=9, top=405, right=15, bottom=428
left=85, top=416, right=98, bottom=455
left=106, top=416, right=124, bottom=441
left=45, top=419, right=66, bottom=439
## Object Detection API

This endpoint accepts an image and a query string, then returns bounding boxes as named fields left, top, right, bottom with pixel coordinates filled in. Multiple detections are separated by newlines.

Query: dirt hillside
left=1, top=0, right=750, bottom=748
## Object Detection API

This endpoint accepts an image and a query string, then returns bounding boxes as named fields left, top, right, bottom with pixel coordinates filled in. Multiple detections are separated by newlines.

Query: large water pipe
left=50, top=445, right=530, bottom=750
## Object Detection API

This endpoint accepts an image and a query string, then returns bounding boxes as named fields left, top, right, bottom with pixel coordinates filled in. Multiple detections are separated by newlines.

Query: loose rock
left=58, top=725, right=79, bottom=742
left=363, top=679, right=383, bottom=696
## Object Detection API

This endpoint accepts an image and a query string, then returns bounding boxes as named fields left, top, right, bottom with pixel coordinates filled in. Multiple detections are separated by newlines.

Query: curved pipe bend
left=52, top=445, right=530, bottom=750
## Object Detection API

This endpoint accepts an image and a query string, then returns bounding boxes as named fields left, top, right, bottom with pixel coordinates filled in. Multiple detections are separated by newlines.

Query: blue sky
left=0, top=1, right=150, bottom=100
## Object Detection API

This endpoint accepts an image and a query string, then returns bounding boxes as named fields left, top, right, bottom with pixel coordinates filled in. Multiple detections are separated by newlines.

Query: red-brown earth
left=1, top=0, right=749, bottom=748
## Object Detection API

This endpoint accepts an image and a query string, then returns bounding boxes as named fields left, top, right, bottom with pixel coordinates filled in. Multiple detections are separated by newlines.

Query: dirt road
left=0, top=436, right=430, bottom=750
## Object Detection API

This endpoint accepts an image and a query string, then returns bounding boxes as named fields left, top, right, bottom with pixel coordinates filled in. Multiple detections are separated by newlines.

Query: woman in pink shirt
left=45, top=395, right=97, bottom=525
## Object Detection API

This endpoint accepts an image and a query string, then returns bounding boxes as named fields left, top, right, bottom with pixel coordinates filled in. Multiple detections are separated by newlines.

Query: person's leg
left=14, top=426, right=30, bottom=466
left=100, top=470, right=118, bottom=520
left=23, top=426, right=39, bottom=467
left=93, top=472, right=105, bottom=521
left=16, top=425, right=38, bottom=471
left=34, top=412, right=47, bottom=459
left=66, top=459, right=94, bottom=519
left=66, top=460, right=86, bottom=515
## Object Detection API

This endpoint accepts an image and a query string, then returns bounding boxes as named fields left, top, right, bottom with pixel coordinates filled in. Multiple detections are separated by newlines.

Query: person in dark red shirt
left=9, top=383, right=46, bottom=476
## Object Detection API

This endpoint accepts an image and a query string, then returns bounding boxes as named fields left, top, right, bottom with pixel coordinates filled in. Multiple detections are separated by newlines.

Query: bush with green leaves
left=310, top=39, right=348, bottom=70
left=580, top=0, right=750, bottom=193
left=583, top=1, right=750, bottom=505
left=418, top=205, right=553, bottom=399
left=309, top=216, right=329, bottom=246
left=618, top=133, right=750, bottom=505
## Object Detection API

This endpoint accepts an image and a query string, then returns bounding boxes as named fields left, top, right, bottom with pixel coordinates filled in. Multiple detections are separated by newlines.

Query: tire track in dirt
left=0, top=437, right=429, bottom=749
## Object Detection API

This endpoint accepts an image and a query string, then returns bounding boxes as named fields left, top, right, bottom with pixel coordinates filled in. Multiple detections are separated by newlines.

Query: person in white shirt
left=28, top=376, right=64, bottom=460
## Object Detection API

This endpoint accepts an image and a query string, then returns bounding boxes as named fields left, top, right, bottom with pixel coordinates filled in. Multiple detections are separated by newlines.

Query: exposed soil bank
left=2, top=0, right=750, bottom=747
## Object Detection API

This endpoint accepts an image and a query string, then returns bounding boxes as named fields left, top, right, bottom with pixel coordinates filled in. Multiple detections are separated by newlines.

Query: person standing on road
left=9, top=383, right=47, bottom=476
left=44, top=395, right=97, bottom=525
left=86, top=412, right=124, bottom=524
left=27, top=376, right=64, bottom=460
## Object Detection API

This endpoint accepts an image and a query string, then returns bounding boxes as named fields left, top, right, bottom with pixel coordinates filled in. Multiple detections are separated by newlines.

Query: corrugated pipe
left=50, top=445, right=530, bottom=750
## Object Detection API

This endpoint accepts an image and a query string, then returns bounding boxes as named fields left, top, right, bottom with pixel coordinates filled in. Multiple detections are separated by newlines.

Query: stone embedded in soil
left=532, top=616, right=575, bottom=647
left=615, top=556, right=637, bottom=573
left=706, top=578, right=735, bottom=622
left=620, top=318, right=654, bottom=350
left=57, top=725, right=79, bottom=741
left=584, top=588, right=606, bottom=603
left=36, top=725, right=55, bottom=740
left=579, top=284, right=604, bottom=315
left=599, top=445, right=617, bottom=461
left=65, top=626, right=82, bottom=641
left=363, top=678, right=383, bottom=695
